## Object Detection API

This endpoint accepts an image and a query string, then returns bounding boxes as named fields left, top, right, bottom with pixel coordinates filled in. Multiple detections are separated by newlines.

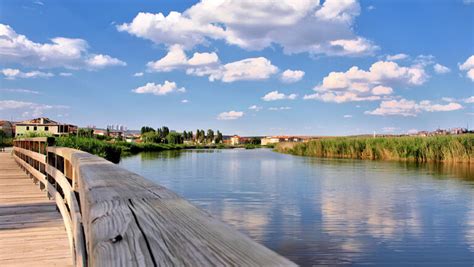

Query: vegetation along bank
left=275, top=134, right=474, bottom=163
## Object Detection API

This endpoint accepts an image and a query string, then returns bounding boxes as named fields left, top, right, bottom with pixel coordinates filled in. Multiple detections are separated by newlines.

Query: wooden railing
left=13, top=137, right=86, bottom=266
left=13, top=138, right=295, bottom=267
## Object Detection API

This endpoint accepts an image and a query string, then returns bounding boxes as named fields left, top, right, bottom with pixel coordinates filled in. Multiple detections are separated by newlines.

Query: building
left=15, top=117, right=77, bottom=137
left=261, top=136, right=281, bottom=146
left=450, top=128, right=468, bottom=135
left=0, top=121, right=14, bottom=137
left=261, top=136, right=305, bottom=145
left=230, top=135, right=241, bottom=145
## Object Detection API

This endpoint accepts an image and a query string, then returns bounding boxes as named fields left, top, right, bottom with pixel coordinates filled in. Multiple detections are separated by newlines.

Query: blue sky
left=0, top=0, right=473, bottom=136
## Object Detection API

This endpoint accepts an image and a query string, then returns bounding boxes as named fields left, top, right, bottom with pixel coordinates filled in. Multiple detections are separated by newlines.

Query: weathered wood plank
left=57, top=148, right=296, bottom=266
left=0, top=152, right=73, bottom=267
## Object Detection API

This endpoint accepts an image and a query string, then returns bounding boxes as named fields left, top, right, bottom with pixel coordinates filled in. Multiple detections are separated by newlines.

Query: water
left=119, top=149, right=474, bottom=266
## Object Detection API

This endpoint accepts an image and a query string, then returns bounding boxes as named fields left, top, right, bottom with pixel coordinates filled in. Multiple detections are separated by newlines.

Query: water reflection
left=120, top=149, right=474, bottom=266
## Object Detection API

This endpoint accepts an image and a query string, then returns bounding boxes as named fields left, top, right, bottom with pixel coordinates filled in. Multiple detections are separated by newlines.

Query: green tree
left=156, top=128, right=164, bottom=141
left=207, top=129, right=214, bottom=143
left=78, top=128, right=93, bottom=138
left=166, top=132, right=183, bottom=144
left=199, top=129, right=205, bottom=143
left=162, top=126, right=170, bottom=138
left=250, top=137, right=261, bottom=145
left=142, top=131, right=161, bottom=143
left=141, top=126, right=155, bottom=134
left=215, top=130, right=223, bottom=144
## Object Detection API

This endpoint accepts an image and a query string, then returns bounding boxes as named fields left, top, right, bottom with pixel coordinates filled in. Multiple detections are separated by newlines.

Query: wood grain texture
left=0, top=151, right=73, bottom=267
left=56, top=147, right=296, bottom=267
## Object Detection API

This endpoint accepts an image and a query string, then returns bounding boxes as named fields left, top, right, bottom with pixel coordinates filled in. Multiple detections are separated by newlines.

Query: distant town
left=1, top=117, right=472, bottom=146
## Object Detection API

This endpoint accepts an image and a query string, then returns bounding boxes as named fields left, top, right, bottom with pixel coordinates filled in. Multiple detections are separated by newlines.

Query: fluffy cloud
left=0, top=24, right=125, bottom=69
left=132, top=81, right=185, bottom=96
left=147, top=45, right=277, bottom=82
left=262, top=90, right=297, bottom=101
left=213, top=57, right=278, bottom=82
left=181, top=99, right=189, bottom=103
left=371, top=85, right=393, bottom=95
left=385, top=53, right=409, bottom=61
left=433, top=63, right=450, bottom=74
left=248, top=105, right=263, bottom=111
left=304, top=60, right=427, bottom=103
left=0, top=100, right=68, bottom=117
left=365, top=99, right=463, bottom=116
left=133, top=72, right=144, bottom=77
left=459, top=55, right=474, bottom=81
left=85, top=54, right=126, bottom=68
left=281, top=69, right=305, bottom=83
left=118, top=0, right=377, bottom=56
left=217, top=110, right=244, bottom=120
left=343, top=114, right=352, bottom=118
left=1, top=68, right=53, bottom=79
left=59, top=72, right=72, bottom=77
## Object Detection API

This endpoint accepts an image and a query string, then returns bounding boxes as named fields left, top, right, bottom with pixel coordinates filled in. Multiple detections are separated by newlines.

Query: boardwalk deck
left=0, top=150, right=73, bottom=267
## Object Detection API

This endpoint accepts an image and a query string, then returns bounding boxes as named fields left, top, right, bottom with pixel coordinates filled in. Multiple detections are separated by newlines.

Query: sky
left=0, top=0, right=473, bottom=136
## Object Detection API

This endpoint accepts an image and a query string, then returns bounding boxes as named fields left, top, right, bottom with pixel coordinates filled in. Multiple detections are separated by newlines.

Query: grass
left=275, top=134, right=474, bottom=163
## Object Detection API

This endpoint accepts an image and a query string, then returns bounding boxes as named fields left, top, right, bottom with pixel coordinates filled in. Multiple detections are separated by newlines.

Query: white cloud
left=133, top=72, right=144, bottom=77
left=213, top=57, right=278, bottom=82
left=433, top=63, right=450, bottom=74
left=459, top=55, right=474, bottom=81
left=0, top=100, right=68, bottom=117
left=118, top=0, right=377, bottom=56
left=188, top=51, right=219, bottom=66
left=248, top=105, right=263, bottom=111
left=0, top=24, right=125, bottom=69
left=132, top=81, right=186, bottom=96
left=85, top=54, right=126, bottom=68
left=371, top=85, right=393, bottom=95
left=304, top=60, right=426, bottom=103
left=281, top=69, right=305, bottom=83
left=386, top=53, right=409, bottom=61
left=304, top=91, right=380, bottom=103
left=268, top=106, right=292, bottom=111
left=217, top=110, right=244, bottom=120
left=147, top=45, right=276, bottom=82
left=146, top=44, right=189, bottom=72
left=365, top=98, right=463, bottom=116
left=262, top=90, right=297, bottom=101
left=59, top=72, right=72, bottom=76
left=464, top=96, right=474, bottom=103
left=343, top=114, right=352, bottom=118
left=1, top=68, right=53, bottom=79
left=0, top=88, right=39, bottom=94
left=181, top=99, right=189, bottom=103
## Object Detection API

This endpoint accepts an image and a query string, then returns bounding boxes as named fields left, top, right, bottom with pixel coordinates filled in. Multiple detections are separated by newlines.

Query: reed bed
left=276, top=134, right=474, bottom=163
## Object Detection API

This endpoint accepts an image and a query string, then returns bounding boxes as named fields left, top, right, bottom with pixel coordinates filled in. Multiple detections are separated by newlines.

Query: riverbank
left=275, top=134, right=474, bottom=163
left=54, top=136, right=266, bottom=163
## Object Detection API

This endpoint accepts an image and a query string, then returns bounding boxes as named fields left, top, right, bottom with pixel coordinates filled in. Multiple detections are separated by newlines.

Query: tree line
left=141, top=126, right=223, bottom=145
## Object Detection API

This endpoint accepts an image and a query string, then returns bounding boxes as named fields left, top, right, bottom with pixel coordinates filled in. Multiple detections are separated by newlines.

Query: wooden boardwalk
left=0, top=150, right=73, bottom=267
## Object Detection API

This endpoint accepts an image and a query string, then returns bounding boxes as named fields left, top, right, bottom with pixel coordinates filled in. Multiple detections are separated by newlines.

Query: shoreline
left=274, top=134, right=474, bottom=164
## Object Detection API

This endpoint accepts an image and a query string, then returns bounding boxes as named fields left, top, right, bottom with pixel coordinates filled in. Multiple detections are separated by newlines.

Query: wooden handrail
left=12, top=138, right=295, bottom=267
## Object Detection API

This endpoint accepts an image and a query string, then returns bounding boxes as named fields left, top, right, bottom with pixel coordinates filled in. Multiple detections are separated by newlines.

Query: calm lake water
left=120, top=149, right=474, bottom=266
